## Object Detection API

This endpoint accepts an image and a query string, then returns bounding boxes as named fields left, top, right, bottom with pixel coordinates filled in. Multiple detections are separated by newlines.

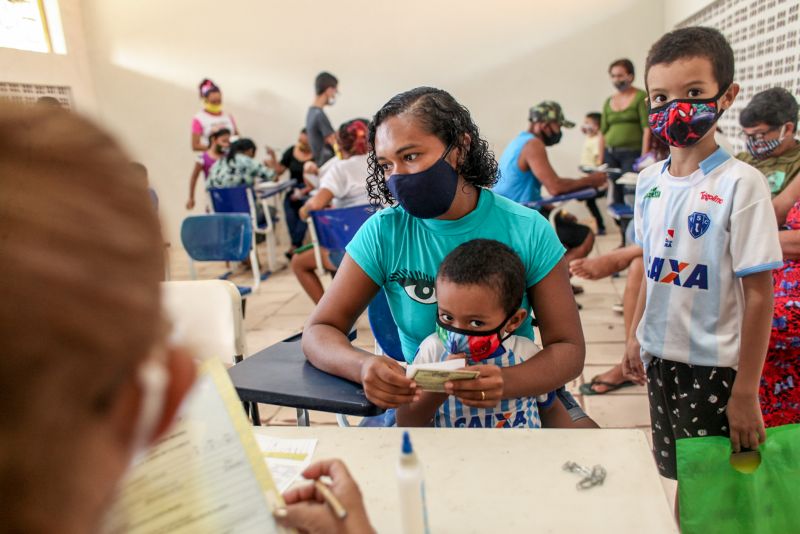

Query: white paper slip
left=255, top=435, right=318, bottom=493
left=405, top=359, right=479, bottom=392
left=101, top=359, right=289, bottom=534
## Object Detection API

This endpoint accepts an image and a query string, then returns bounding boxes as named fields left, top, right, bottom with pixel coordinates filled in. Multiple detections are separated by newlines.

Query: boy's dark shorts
left=646, top=356, right=736, bottom=480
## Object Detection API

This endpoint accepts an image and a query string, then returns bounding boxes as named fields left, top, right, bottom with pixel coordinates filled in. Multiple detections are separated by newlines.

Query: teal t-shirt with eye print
left=346, top=188, right=565, bottom=362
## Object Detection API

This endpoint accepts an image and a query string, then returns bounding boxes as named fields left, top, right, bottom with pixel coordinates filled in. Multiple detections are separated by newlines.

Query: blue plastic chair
left=367, top=289, right=405, bottom=362
left=180, top=214, right=259, bottom=297
left=523, top=187, right=599, bottom=229
left=308, top=204, right=375, bottom=271
left=208, top=186, right=277, bottom=272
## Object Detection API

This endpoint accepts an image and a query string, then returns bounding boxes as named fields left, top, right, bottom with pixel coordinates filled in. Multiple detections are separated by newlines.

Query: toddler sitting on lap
left=397, top=239, right=554, bottom=428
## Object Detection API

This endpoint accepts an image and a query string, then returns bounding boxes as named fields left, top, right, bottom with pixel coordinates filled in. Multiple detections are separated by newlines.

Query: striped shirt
left=413, top=334, right=543, bottom=428
left=634, top=147, right=782, bottom=368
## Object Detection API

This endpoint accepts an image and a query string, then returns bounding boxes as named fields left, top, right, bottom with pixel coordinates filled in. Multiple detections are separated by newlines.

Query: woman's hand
left=185, top=197, right=195, bottom=210
left=621, top=337, right=646, bottom=385
left=445, top=363, right=504, bottom=408
left=274, top=459, right=375, bottom=534
left=360, top=356, right=419, bottom=409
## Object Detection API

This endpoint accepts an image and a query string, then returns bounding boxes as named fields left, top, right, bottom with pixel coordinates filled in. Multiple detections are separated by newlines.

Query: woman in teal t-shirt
left=302, top=87, right=590, bottom=427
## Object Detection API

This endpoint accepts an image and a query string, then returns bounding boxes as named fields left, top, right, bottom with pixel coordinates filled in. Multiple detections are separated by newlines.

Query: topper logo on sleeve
left=688, top=212, right=711, bottom=239
left=700, top=191, right=723, bottom=204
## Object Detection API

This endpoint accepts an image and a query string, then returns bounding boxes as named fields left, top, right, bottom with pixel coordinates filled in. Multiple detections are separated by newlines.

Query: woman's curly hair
left=366, top=87, right=498, bottom=207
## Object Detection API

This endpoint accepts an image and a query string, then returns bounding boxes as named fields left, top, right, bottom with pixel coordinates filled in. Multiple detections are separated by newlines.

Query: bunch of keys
left=562, top=461, right=607, bottom=490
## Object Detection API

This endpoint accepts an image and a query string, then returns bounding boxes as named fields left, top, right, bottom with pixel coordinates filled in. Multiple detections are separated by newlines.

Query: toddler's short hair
left=437, top=239, right=526, bottom=315
left=645, top=27, right=734, bottom=92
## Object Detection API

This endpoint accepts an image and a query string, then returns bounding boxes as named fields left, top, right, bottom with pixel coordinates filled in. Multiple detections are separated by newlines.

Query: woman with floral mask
left=302, top=87, right=594, bottom=428
left=191, top=78, right=238, bottom=152
left=599, top=59, right=651, bottom=213
left=738, top=87, right=800, bottom=195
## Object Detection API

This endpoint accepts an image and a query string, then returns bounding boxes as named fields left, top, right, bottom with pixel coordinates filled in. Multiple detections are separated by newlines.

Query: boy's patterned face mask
left=435, top=313, right=514, bottom=363
left=647, top=88, right=727, bottom=148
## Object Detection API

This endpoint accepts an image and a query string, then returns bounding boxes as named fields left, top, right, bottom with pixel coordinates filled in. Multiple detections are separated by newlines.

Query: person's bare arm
left=523, top=140, right=606, bottom=195
left=186, top=162, right=203, bottom=210
left=780, top=230, right=800, bottom=260
left=265, top=147, right=288, bottom=177
left=772, top=174, right=800, bottom=225
left=299, top=188, right=334, bottom=220
left=448, top=259, right=584, bottom=405
left=396, top=392, right=448, bottom=426
left=191, top=133, right=207, bottom=152
left=727, top=271, right=773, bottom=452
left=302, top=255, right=418, bottom=408
left=507, top=258, right=585, bottom=394
left=621, top=274, right=647, bottom=384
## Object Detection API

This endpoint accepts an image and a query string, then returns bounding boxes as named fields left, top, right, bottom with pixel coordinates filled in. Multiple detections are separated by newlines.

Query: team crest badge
left=688, top=212, right=710, bottom=239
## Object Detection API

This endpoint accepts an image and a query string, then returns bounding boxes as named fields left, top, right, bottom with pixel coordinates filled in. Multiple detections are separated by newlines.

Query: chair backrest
left=309, top=204, right=374, bottom=251
left=181, top=214, right=253, bottom=262
left=161, top=280, right=246, bottom=365
left=208, top=186, right=253, bottom=214
left=367, top=288, right=405, bottom=362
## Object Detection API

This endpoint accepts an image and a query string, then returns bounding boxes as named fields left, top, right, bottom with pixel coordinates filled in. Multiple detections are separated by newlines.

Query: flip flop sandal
left=579, top=376, right=635, bottom=395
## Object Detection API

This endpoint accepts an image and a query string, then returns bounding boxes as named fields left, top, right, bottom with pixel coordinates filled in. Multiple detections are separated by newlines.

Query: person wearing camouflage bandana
left=494, top=100, right=606, bottom=265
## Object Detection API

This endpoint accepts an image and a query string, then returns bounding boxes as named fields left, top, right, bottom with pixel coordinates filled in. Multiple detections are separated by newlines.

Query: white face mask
left=129, top=357, right=169, bottom=462
left=328, top=95, right=337, bottom=106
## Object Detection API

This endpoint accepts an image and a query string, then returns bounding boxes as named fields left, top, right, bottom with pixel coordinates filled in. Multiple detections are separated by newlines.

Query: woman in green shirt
left=599, top=58, right=651, bottom=206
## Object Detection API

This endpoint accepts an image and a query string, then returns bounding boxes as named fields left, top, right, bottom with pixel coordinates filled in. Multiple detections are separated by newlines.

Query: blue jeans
left=603, top=147, right=639, bottom=205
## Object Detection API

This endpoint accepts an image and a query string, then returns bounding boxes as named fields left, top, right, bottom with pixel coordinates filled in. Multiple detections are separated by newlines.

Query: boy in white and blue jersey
left=623, top=28, right=782, bottom=484
left=396, top=239, right=554, bottom=428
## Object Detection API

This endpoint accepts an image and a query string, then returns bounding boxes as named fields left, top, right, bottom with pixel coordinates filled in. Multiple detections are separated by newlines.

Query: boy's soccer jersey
left=413, top=333, right=543, bottom=428
left=634, top=147, right=782, bottom=368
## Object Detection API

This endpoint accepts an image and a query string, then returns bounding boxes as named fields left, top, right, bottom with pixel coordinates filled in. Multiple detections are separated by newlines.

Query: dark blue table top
left=228, top=334, right=384, bottom=417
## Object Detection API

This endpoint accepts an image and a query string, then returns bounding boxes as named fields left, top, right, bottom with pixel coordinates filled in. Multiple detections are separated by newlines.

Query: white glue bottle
left=397, top=431, right=430, bottom=534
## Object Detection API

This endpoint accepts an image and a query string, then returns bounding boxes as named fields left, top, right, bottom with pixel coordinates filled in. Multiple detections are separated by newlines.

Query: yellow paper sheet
left=101, top=358, right=289, bottom=534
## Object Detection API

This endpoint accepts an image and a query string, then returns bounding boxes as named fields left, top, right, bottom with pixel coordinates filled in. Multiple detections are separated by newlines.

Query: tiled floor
left=168, top=223, right=677, bottom=507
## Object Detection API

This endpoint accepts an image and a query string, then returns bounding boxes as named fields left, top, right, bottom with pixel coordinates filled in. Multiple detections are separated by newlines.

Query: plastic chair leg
left=336, top=414, right=351, bottom=427
left=296, top=408, right=310, bottom=427
left=250, top=248, right=261, bottom=291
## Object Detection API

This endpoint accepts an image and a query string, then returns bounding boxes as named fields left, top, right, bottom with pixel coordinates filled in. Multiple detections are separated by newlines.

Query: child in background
left=580, top=112, right=607, bottom=234
left=186, top=127, right=231, bottom=210
left=397, top=239, right=553, bottom=428
left=580, top=112, right=603, bottom=167
left=622, top=26, right=782, bottom=497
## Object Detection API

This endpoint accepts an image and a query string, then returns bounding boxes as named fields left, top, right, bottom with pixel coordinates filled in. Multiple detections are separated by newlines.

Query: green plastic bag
left=677, top=424, right=800, bottom=534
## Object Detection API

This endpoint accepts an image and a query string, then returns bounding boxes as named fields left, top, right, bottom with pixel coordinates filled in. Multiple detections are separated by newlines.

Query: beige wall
left=0, top=0, right=97, bottom=113
left=663, top=0, right=715, bottom=29
left=79, top=0, right=666, bottom=240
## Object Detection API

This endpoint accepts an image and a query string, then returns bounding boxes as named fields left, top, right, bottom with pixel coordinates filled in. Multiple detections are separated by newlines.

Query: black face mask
left=540, top=130, right=562, bottom=146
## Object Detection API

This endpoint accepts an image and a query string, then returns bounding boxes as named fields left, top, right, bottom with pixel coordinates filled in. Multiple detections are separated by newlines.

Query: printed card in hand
left=406, top=359, right=479, bottom=392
